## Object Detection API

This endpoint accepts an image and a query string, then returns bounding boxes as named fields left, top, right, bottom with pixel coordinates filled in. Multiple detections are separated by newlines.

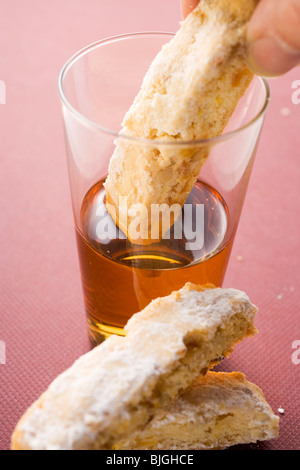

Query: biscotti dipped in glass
left=104, top=0, right=259, bottom=243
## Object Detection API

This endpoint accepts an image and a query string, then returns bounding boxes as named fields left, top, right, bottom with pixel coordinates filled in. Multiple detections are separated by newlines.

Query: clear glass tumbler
left=58, top=33, right=270, bottom=345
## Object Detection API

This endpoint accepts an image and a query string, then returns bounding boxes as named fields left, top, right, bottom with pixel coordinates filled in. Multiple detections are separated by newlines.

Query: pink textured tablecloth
left=0, top=0, right=299, bottom=451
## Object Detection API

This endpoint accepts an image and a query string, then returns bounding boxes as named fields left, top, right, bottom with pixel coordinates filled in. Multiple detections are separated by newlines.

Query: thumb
left=180, top=0, right=200, bottom=19
left=247, top=0, right=300, bottom=76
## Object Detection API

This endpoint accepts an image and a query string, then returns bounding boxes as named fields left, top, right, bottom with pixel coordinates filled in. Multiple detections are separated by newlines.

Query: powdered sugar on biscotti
left=125, top=283, right=257, bottom=338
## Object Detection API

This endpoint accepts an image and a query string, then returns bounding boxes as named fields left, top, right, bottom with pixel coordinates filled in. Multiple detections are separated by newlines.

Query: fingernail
left=247, top=35, right=300, bottom=77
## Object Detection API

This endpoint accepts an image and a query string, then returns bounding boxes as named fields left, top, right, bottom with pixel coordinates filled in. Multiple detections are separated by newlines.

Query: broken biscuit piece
left=117, top=372, right=279, bottom=450
left=11, top=283, right=257, bottom=450
left=104, top=0, right=259, bottom=243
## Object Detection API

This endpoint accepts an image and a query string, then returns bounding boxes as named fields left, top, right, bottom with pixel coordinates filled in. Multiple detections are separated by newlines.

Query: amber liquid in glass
left=76, top=178, right=233, bottom=345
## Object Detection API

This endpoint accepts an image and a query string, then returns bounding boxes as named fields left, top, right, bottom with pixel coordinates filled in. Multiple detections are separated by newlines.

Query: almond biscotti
left=11, top=283, right=257, bottom=450
left=104, top=0, right=259, bottom=243
left=116, top=372, right=279, bottom=450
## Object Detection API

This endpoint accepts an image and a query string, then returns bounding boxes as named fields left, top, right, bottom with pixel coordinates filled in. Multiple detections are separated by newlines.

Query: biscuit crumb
left=280, top=108, right=291, bottom=117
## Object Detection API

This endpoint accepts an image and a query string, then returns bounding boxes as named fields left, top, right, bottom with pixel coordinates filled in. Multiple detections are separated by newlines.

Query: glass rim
left=58, top=31, right=270, bottom=147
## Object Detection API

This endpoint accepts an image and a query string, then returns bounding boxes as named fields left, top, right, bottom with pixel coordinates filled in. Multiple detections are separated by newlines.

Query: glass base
left=87, top=317, right=126, bottom=347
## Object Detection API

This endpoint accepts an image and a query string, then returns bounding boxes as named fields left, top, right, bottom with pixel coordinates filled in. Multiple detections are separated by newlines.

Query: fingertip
left=246, top=0, right=300, bottom=76
left=247, top=36, right=300, bottom=77
left=180, top=0, right=200, bottom=19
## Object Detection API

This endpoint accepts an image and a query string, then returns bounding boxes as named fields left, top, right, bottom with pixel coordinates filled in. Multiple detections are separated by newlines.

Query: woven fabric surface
left=0, top=0, right=299, bottom=451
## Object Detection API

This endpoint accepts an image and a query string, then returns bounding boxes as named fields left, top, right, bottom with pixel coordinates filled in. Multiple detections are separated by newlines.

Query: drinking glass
left=58, top=33, right=270, bottom=345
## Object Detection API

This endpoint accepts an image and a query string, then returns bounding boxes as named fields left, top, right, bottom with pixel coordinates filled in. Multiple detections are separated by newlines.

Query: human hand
left=180, top=0, right=300, bottom=76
